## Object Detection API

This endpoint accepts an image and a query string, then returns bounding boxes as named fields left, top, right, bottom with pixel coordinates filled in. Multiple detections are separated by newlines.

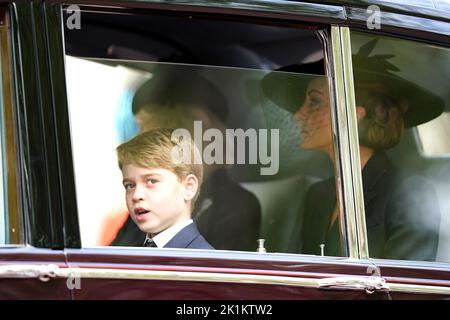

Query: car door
left=0, top=2, right=70, bottom=299
left=42, top=0, right=396, bottom=300
left=341, top=3, right=450, bottom=299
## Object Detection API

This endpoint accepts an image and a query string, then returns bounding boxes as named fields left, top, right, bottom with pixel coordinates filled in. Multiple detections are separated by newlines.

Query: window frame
left=55, top=1, right=360, bottom=259
left=336, top=12, right=450, bottom=295
left=49, top=0, right=450, bottom=260
left=51, top=0, right=347, bottom=253
left=7, top=2, right=67, bottom=248
left=0, top=5, right=22, bottom=246
left=341, top=18, right=450, bottom=268
left=44, top=0, right=450, bottom=298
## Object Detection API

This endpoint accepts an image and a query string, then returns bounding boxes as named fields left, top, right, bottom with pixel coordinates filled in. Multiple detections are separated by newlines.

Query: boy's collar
left=145, top=219, right=193, bottom=248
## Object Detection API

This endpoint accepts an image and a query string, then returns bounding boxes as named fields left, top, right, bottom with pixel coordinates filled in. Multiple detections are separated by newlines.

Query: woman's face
left=294, top=78, right=333, bottom=153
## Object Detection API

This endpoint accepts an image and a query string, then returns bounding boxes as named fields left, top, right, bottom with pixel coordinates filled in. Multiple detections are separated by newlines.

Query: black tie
left=143, top=238, right=157, bottom=248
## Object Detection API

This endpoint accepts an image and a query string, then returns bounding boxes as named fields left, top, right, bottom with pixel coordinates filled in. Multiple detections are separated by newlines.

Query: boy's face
left=121, top=165, right=195, bottom=236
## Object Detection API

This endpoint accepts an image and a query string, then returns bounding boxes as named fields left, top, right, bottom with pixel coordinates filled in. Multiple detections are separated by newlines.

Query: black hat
left=132, top=64, right=228, bottom=122
left=261, top=59, right=325, bottom=114
left=262, top=40, right=445, bottom=127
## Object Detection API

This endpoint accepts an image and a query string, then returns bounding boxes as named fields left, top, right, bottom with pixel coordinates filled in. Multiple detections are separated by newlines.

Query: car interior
left=63, top=8, right=450, bottom=262
left=64, top=8, right=332, bottom=252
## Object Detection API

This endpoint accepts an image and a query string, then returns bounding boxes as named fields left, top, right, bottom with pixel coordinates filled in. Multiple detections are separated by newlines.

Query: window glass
left=0, top=13, right=21, bottom=246
left=0, top=97, right=4, bottom=244
left=350, top=31, right=450, bottom=262
left=417, top=112, right=450, bottom=156
left=63, top=9, right=344, bottom=256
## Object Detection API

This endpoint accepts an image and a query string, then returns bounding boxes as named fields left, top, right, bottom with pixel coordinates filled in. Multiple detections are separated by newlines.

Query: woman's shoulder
left=306, top=176, right=335, bottom=198
left=369, top=153, right=438, bottom=206
left=392, top=169, right=437, bottom=197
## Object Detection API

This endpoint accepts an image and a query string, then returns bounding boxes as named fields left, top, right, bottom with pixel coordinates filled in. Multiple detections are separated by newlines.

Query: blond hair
left=117, top=128, right=203, bottom=203
left=356, top=83, right=407, bottom=150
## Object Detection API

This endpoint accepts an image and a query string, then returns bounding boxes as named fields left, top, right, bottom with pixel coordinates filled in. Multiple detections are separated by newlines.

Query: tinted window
left=63, top=8, right=345, bottom=256
left=350, top=31, right=450, bottom=262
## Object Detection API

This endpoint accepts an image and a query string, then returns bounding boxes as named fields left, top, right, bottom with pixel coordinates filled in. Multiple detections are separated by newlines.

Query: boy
left=110, top=66, right=261, bottom=251
left=117, top=127, right=213, bottom=249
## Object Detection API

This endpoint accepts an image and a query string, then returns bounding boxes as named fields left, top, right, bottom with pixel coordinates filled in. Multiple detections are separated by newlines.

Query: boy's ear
left=183, top=174, right=199, bottom=201
left=356, top=106, right=366, bottom=121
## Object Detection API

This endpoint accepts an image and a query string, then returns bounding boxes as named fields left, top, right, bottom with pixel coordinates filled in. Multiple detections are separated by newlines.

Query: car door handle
left=318, top=276, right=389, bottom=294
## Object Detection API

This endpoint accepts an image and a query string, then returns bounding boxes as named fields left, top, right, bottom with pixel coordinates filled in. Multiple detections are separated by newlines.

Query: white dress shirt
left=144, top=219, right=193, bottom=248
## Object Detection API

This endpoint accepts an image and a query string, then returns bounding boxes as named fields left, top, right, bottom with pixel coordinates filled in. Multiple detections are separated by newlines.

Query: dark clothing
left=111, top=216, right=146, bottom=247
left=300, top=151, right=441, bottom=261
left=194, top=169, right=261, bottom=251
left=164, top=223, right=214, bottom=249
left=143, top=238, right=157, bottom=247
left=111, top=169, right=261, bottom=251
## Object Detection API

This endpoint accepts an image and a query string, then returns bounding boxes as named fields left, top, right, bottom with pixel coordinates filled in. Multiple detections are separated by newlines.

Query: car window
left=0, top=12, right=21, bottom=246
left=350, top=31, right=450, bottom=263
left=63, top=8, right=347, bottom=256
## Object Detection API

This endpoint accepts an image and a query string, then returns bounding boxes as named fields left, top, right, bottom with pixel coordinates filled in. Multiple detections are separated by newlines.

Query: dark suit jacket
left=164, top=223, right=214, bottom=249
left=111, top=169, right=261, bottom=251
left=194, top=169, right=261, bottom=251
left=300, top=151, right=441, bottom=261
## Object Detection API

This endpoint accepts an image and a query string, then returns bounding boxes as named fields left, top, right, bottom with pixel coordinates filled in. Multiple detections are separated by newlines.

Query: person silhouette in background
left=111, top=65, right=262, bottom=251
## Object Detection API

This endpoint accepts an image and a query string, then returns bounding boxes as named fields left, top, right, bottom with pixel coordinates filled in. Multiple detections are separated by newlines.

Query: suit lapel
left=164, top=223, right=199, bottom=249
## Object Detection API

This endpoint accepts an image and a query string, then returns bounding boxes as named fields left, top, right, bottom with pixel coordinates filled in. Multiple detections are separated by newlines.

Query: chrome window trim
left=387, top=283, right=450, bottom=295
left=339, top=27, right=369, bottom=260
left=0, top=264, right=320, bottom=288
left=318, top=28, right=352, bottom=259
left=9, top=246, right=450, bottom=270
left=371, top=257, right=450, bottom=270
left=330, top=26, right=370, bottom=260
left=330, top=26, right=360, bottom=259
left=60, top=0, right=346, bottom=22
left=66, top=247, right=369, bottom=264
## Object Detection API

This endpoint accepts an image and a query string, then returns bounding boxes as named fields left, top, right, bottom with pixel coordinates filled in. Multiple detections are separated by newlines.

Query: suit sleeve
left=225, top=193, right=262, bottom=251
left=383, top=175, right=441, bottom=261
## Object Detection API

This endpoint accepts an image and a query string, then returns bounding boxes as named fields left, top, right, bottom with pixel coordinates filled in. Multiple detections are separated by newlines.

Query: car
left=0, top=0, right=449, bottom=300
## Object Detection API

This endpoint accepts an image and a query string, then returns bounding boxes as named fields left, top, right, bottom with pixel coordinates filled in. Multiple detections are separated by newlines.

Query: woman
left=262, top=40, right=444, bottom=261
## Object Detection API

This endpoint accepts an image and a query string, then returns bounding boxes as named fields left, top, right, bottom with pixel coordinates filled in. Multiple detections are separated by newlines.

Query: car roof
left=117, top=0, right=450, bottom=21
left=322, top=0, right=449, bottom=11
left=1, top=0, right=446, bottom=22
left=321, top=0, right=450, bottom=20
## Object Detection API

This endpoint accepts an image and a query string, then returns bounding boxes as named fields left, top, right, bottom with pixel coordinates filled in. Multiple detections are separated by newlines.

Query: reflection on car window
left=0, top=22, right=21, bottom=245
left=351, top=31, right=450, bottom=262
left=417, top=113, right=450, bottom=156
left=63, top=9, right=344, bottom=256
